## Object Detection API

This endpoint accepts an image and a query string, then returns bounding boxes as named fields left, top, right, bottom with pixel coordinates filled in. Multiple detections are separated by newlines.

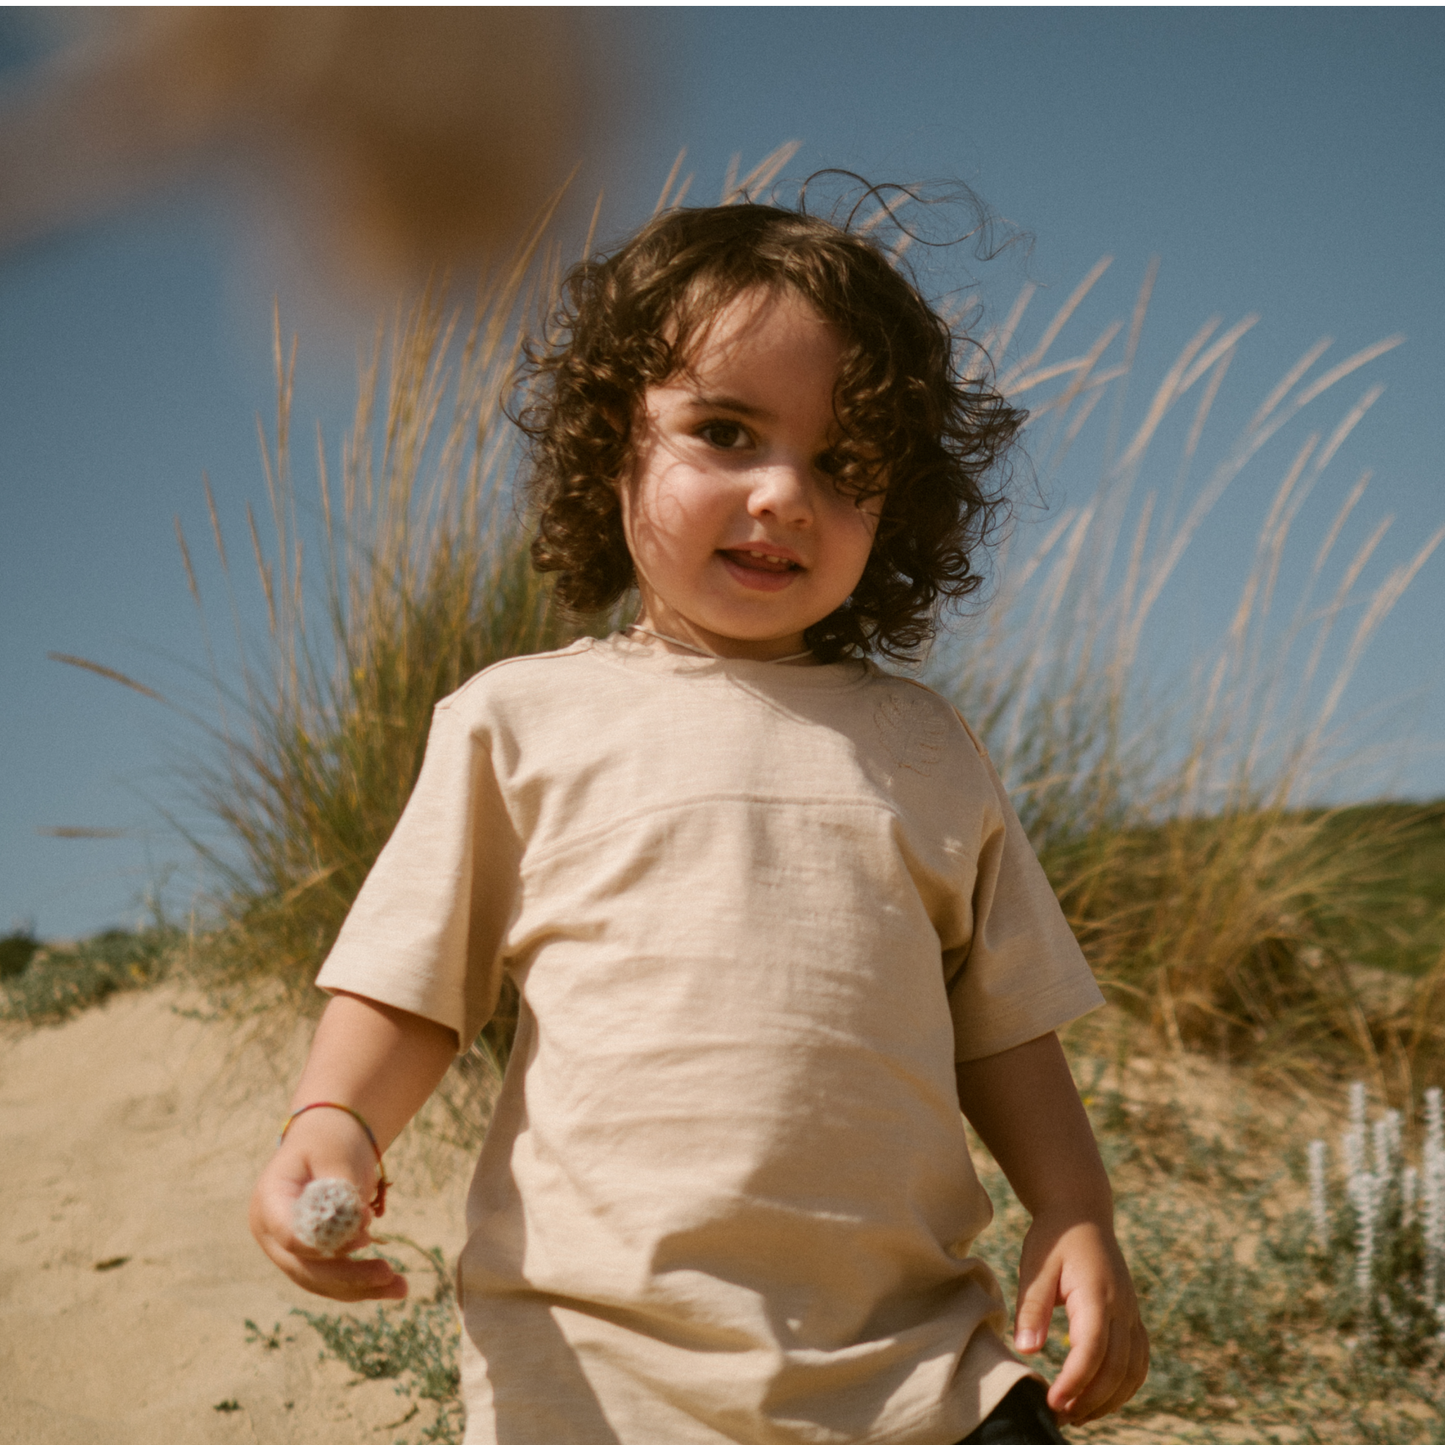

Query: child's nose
left=747, top=459, right=815, bottom=526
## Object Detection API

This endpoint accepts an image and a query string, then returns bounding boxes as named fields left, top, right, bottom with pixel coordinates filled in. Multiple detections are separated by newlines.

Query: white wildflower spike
left=1424, top=1089, right=1445, bottom=1308
left=292, top=1177, right=366, bottom=1255
left=1311, top=1082, right=1445, bottom=1339
left=1342, top=1125, right=1365, bottom=1184
left=1428, top=1182, right=1445, bottom=1307
left=1308, top=1139, right=1330, bottom=1251
left=1373, top=1116, right=1394, bottom=1179
left=1348, top=1169, right=1378, bottom=1303
left=1350, top=1080, right=1368, bottom=1131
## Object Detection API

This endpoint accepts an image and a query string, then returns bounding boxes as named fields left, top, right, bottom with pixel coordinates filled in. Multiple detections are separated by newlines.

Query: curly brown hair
left=513, top=195, right=1025, bottom=661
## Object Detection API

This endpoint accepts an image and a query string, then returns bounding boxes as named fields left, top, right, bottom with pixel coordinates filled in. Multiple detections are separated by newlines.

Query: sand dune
left=0, top=985, right=471, bottom=1443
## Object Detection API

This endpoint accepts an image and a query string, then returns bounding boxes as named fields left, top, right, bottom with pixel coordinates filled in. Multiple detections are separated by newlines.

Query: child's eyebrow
left=685, top=392, right=776, bottom=421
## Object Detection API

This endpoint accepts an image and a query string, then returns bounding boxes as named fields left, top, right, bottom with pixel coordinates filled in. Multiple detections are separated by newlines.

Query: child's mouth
left=719, top=549, right=798, bottom=575
left=718, top=549, right=801, bottom=592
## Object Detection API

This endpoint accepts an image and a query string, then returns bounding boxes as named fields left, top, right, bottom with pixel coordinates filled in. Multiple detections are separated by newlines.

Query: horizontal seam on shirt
left=518, top=791, right=948, bottom=872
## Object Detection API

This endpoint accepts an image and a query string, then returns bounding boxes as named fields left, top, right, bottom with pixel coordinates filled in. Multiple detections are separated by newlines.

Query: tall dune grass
left=170, top=212, right=588, bottom=1068
left=937, top=257, right=1445, bottom=1093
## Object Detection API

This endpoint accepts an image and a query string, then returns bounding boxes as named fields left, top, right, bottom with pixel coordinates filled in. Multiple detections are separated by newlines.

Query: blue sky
left=3, top=8, right=1443, bottom=939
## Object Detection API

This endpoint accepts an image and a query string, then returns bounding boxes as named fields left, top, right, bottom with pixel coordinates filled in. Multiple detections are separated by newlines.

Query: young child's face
left=619, top=286, right=880, bottom=661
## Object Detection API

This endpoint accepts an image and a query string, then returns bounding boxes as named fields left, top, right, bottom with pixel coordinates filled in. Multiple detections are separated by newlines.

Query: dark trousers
left=955, top=1378, right=1068, bottom=1445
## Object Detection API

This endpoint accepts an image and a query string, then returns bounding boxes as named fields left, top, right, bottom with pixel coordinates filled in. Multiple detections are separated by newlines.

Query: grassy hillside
left=1318, top=802, right=1445, bottom=977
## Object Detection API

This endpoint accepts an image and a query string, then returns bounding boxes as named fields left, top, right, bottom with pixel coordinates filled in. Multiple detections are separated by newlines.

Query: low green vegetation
left=1044, top=800, right=1445, bottom=1097
left=0, top=925, right=179, bottom=1023
left=253, top=1243, right=465, bottom=1445
left=1318, top=803, right=1445, bottom=980
left=970, top=1074, right=1445, bottom=1442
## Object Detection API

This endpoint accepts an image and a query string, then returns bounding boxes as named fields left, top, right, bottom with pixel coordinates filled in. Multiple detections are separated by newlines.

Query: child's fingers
left=1048, top=1308, right=1148, bottom=1424
left=1068, top=1316, right=1150, bottom=1424
left=254, top=1217, right=409, bottom=1301
left=1043, top=1295, right=1110, bottom=1415
left=1011, top=1253, right=1062, bottom=1354
left=288, top=1252, right=410, bottom=1303
left=1016, top=1215, right=1147, bottom=1424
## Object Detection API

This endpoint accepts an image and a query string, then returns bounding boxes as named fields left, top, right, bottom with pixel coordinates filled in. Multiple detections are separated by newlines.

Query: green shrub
left=0, top=926, right=177, bottom=1023
left=51, top=175, right=1442, bottom=1085
left=287, top=1244, right=464, bottom=1445
left=0, top=928, right=39, bottom=980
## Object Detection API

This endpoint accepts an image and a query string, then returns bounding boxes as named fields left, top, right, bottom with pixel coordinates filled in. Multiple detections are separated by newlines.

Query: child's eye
left=815, top=449, right=843, bottom=477
left=698, top=420, right=750, bottom=450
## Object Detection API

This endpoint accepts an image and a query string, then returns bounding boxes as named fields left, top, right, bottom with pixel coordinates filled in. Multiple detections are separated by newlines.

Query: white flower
left=292, top=1177, right=365, bottom=1255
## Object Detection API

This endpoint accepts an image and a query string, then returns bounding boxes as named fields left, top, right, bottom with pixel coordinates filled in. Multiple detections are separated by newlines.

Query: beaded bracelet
left=278, top=1102, right=390, bottom=1217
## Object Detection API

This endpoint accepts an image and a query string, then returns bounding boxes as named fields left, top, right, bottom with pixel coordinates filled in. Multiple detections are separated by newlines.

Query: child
left=251, top=197, right=1148, bottom=1445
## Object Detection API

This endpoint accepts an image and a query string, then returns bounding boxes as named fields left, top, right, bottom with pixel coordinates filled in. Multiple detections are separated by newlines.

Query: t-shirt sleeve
left=314, top=695, right=521, bottom=1052
left=943, top=720, right=1105, bottom=1062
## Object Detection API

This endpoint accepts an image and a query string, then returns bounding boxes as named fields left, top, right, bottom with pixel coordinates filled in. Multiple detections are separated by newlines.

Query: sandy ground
left=0, top=985, right=473, bottom=1445
left=0, top=983, right=1348, bottom=1445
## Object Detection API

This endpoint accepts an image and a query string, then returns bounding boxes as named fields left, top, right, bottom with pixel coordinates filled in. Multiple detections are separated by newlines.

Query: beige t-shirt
left=317, top=633, right=1104, bottom=1445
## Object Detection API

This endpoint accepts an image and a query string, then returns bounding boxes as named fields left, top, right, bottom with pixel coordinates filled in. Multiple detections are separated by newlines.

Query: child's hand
left=248, top=993, right=457, bottom=1300
left=955, top=1032, right=1149, bottom=1425
left=1012, top=1210, right=1148, bottom=1425
left=249, top=1108, right=409, bottom=1302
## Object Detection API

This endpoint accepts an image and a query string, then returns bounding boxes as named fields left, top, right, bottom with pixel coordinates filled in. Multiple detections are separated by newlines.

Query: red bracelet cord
left=278, top=1102, right=390, bottom=1217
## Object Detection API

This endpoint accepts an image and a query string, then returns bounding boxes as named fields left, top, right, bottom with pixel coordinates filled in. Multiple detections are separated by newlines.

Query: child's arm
left=250, top=991, right=458, bottom=1301
left=954, top=1032, right=1148, bottom=1425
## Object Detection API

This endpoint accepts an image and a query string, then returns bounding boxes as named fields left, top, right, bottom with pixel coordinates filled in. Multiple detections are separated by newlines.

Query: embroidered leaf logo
left=874, top=692, right=947, bottom=775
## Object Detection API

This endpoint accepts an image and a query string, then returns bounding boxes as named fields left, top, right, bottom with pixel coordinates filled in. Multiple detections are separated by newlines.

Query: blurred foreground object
left=0, top=8, right=590, bottom=290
